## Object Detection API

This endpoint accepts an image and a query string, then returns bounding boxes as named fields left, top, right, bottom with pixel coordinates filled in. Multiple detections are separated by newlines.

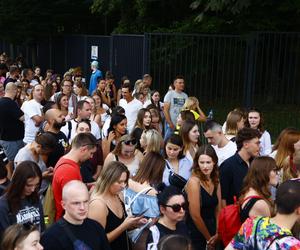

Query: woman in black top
left=185, top=145, right=221, bottom=250
left=131, top=108, right=151, bottom=152
left=146, top=186, right=188, bottom=249
left=88, top=161, right=144, bottom=250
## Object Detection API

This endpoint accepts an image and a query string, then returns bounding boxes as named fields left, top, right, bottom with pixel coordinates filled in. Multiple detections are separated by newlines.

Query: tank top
left=87, top=198, right=130, bottom=250
left=114, top=154, right=139, bottom=176
left=105, top=205, right=130, bottom=250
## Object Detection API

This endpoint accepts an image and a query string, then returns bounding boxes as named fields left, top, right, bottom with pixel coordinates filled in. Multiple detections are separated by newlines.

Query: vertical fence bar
left=243, top=33, right=257, bottom=108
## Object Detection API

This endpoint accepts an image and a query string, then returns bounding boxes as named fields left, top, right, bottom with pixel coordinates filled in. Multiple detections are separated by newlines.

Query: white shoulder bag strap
left=147, top=225, right=160, bottom=250
left=124, top=187, right=153, bottom=216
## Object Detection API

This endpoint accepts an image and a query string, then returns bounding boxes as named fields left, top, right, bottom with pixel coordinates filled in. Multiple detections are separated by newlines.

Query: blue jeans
left=0, top=140, right=24, bottom=161
left=164, top=122, right=174, bottom=140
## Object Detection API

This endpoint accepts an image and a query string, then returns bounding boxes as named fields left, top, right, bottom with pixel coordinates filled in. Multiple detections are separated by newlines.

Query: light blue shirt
left=163, top=157, right=193, bottom=186
left=89, top=69, right=102, bottom=95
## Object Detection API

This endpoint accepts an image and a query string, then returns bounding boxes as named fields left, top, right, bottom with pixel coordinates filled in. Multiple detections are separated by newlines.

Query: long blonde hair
left=143, top=129, right=163, bottom=153
left=93, top=161, right=129, bottom=195
left=183, top=97, right=201, bottom=114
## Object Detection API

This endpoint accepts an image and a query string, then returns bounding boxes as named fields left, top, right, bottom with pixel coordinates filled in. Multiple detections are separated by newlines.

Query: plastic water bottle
left=207, top=109, right=213, bottom=120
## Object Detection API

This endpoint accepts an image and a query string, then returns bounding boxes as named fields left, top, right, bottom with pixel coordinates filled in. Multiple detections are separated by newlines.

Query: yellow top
left=190, top=109, right=200, bottom=120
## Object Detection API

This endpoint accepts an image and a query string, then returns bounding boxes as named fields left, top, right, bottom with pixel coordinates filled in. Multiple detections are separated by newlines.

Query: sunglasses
left=164, top=202, right=188, bottom=212
left=123, top=139, right=137, bottom=146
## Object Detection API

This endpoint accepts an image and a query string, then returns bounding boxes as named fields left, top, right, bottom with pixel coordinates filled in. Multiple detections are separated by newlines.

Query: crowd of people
left=0, top=52, right=300, bottom=250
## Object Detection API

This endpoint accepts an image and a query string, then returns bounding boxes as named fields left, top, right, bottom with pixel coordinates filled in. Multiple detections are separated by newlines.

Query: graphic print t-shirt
left=164, top=90, right=188, bottom=125
left=231, top=216, right=300, bottom=250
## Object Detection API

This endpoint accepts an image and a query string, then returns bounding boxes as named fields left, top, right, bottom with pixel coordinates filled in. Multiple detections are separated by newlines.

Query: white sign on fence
left=91, top=46, right=98, bottom=60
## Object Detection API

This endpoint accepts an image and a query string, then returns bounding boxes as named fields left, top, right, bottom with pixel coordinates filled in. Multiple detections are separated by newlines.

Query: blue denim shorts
left=0, top=140, right=24, bottom=161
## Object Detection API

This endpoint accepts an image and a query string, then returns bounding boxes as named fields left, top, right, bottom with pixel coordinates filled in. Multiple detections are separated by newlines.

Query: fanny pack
left=165, top=161, right=187, bottom=190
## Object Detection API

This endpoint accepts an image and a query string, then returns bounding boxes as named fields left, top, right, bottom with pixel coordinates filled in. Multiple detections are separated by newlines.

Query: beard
left=53, top=120, right=66, bottom=130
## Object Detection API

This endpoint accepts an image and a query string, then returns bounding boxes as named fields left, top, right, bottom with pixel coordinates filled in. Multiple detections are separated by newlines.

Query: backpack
left=43, top=162, right=66, bottom=227
left=218, top=195, right=262, bottom=247
left=43, top=183, right=56, bottom=227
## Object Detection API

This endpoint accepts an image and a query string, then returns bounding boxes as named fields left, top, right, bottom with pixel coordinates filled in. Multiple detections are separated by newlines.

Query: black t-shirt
left=3, top=78, right=17, bottom=87
left=40, top=218, right=111, bottom=250
left=220, top=153, right=249, bottom=205
left=146, top=221, right=189, bottom=245
left=46, top=131, right=68, bottom=168
left=0, top=97, right=24, bottom=140
left=80, top=160, right=95, bottom=184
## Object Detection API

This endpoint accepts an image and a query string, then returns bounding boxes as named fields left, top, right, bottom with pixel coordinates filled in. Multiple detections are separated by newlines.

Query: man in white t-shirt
left=204, top=120, right=237, bottom=166
left=21, top=84, right=44, bottom=144
left=119, top=82, right=143, bottom=133
left=60, top=100, right=100, bottom=143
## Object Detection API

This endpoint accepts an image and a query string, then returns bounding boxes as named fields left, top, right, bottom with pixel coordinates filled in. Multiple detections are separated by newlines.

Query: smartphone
left=133, top=208, right=149, bottom=217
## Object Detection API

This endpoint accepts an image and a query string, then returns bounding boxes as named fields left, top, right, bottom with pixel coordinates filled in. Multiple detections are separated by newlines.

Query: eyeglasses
left=164, top=202, right=188, bottom=212
left=122, top=139, right=137, bottom=146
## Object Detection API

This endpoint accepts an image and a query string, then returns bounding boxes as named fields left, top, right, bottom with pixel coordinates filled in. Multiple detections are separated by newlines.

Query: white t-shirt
left=60, top=119, right=101, bottom=143
left=21, top=99, right=43, bottom=144
left=119, top=98, right=143, bottom=133
left=269, top=150, right=277, bottom=159
left=102, top=116, right=111, bottom=139
left=260, top=130, right=272, bottom=156
left=213, top=140, right=237, bottom=166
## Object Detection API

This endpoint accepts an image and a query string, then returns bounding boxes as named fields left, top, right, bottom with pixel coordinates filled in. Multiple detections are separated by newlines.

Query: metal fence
left=147, top=32, right=300, bottom=140
left=0, top=34, right=148, bottom=87
left=1, top=32, right=300, bottom=139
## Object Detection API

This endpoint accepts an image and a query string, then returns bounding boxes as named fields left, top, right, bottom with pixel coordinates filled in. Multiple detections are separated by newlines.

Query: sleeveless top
left=187, top=185, right=218, bottom=247
left=105, top=205, right=130, bottom=250
left=89, top=197, right=130, bottom=250
left=240, top=197, right=262, bottom=223
left=115, top=154, right=139, bottom=176
left=199, top=186, right=218, bottom=222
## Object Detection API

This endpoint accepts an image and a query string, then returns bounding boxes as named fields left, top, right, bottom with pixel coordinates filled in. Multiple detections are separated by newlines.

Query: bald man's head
left=5, top=82, right=17, bottom=92
left=62, top=180, right=88, bottom=201
left=4, top=82, right=17, bottom=99
left=45, top=108, right=58, bottom=121
left=45, top=108, right=66, bottom=129
left=61, top=180, right=89, bottom=224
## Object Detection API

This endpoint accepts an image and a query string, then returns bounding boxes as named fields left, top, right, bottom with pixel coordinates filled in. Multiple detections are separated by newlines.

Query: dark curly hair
left=236, top=127, right=261, bottom=151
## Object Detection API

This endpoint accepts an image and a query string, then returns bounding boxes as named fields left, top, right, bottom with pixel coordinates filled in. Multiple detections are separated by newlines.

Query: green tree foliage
left=91, top=0, right=300, bottom=33
left=1, top=0, right=300, bottom=44
left=91, top=0, right=196, bottom=33
left=0, top=0, right=104, bottom=44
left=190, top=0, right=300, bottom=33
